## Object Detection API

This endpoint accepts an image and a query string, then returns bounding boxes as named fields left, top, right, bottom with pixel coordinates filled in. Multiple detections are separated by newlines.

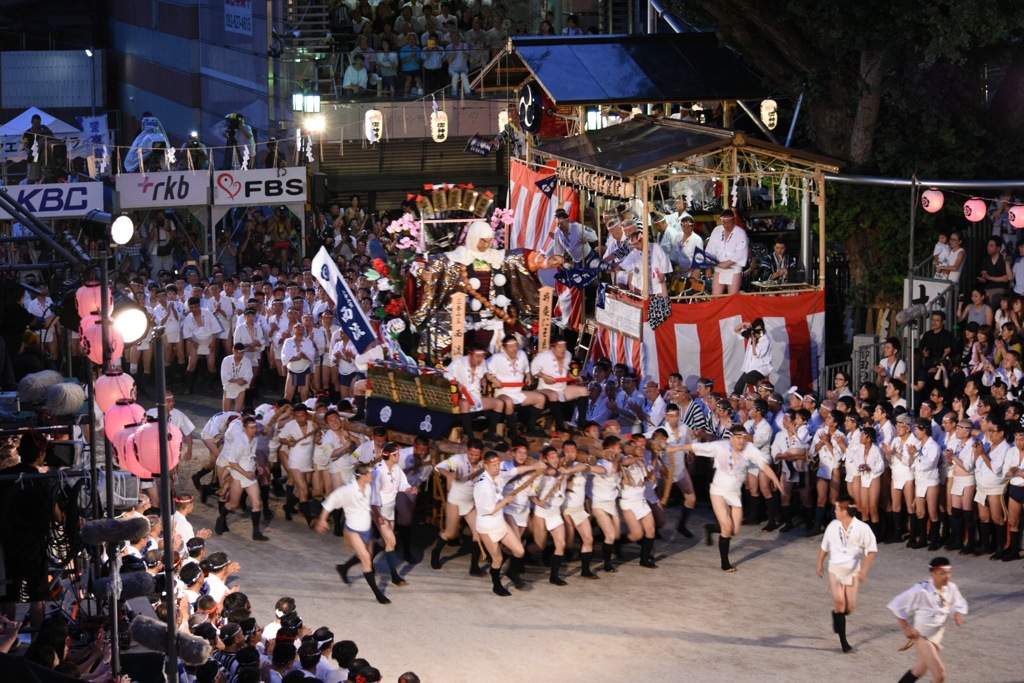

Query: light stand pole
left=152, top=327, right=178, bottom=682
left=86, top=49, right=96, bottom=117
left=98, top=248, right=121, bottom=679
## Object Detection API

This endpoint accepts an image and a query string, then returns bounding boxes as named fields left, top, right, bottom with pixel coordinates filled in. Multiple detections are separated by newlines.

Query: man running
left=888, top=557, right=968, bottom=683
left=816, top=498, right=877, bottom=653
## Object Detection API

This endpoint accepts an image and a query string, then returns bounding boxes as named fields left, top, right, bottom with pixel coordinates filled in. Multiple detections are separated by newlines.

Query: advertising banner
left=116, top=170, right=210, bottom=208
left=0, top=182, right=103, bottom=219
left=212, top=167, right=306, bottom=206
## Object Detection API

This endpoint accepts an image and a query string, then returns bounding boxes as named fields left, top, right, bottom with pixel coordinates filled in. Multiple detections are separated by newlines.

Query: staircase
left=603, top=0, right=633, bottom=34
left=280, top=0, right=337, bottom=96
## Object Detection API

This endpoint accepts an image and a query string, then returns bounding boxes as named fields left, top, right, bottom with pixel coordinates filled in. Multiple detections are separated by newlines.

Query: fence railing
left=820, top=360, right=851, bottom=396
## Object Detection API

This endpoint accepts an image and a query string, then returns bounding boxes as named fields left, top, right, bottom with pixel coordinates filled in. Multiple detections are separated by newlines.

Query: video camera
left=224, top=113, right=244, bottom=145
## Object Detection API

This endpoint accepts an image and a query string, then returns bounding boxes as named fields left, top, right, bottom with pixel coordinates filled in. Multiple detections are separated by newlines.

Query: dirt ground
left=169, top=393, right=1024, bottom=683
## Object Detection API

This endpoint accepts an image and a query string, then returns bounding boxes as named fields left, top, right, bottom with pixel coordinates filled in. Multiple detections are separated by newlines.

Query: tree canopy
left=666, top=0, right=1024, bottom=300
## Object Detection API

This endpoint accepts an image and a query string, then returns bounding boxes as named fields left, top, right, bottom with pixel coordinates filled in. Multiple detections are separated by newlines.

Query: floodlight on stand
left=112, top=300, right=151, bottom=346
left=305, top=115, right=325, bottom=133
left=304, top=92, right=321, bottom=113
left=110, top=215, right=135, bottom=245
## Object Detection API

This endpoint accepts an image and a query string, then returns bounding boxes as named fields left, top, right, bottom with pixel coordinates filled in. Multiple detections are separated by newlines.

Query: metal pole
left=153, top=328, right=178, bottom=681
left=86, top=358, right=102, bottom=590
left=735, top=100, right=780, bottom=145
left=90, top=55, right=96, bottom=117
left=99, top=249, right=120, bottom=678
left=907, top=180, right=918, bottom=410
left=800, top=178, right=811, bottom=282
left=0, top=190, right=86, bottom=266
left=785, top=91, right=804, bottom=147
left=823, top=173, right=1024, bottom=190
left=908, top=179, right=918, bottom=276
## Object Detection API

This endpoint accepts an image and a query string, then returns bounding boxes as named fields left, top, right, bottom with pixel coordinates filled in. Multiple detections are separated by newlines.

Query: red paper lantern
left=75, top=282, right=110, bottom=317
left=1010, top=205, right=1024, bottom=230
left=134, top=419, right=182, bottom=475
left=117, top=429, right=153, bottom=479
left=95, top=371, right=136, bottom=413
left=964, top=198, right=987, bottom=222
left=82, top=321, right=124, bottom=365
left=104, top=399, right=145, bottom=441
left=921, top=188, right=944, bottom=213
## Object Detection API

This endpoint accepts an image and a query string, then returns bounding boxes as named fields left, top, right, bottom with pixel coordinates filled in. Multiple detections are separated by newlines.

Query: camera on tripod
left=224, top=113, right=243, bottom=146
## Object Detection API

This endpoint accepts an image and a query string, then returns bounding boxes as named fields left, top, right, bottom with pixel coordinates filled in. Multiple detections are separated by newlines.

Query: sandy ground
left=163, top=390, right=1024, bottom=683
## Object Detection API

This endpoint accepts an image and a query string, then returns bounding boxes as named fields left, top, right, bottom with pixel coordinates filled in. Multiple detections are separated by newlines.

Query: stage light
left=111, top=215, right=135, bottom=245
left=305, top=115, right=325, bottom=133
left=112, top=301, right=151, bottom=345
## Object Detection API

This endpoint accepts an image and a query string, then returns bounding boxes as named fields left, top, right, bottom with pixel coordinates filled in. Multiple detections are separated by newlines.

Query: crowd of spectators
left=328, top=1, right=595, bottom=98
left=0, top=491, right=420, bottom=683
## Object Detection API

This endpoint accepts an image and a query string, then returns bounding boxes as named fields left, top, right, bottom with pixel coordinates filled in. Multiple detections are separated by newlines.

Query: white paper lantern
left=430, top=109, right=449, bottom=143
left=964, top=198, right=987, bottom=222
left=365, top=109, right=383, bottom=144
left=921, top=188, right=944, bottom=213
left=759, top=99, right=778, bottom=130
left=1010, top=205, right=1024, bottom=230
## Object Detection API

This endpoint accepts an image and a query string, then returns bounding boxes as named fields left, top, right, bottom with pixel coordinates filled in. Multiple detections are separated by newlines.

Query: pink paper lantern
left=118, top=430, right=153, bottom=479
left=79, top=314, right=101, bottom=339
left=95, top=371, right=137, bottom=413
left=921, top=188, right=944, bottom=213
left=75, top=282, right=110, bottom=317
left=134, top=419, right=182, bottom=475
left=104, top=399, right=145, bottom=441
left=82, top=321, right=124, bottom=365
left=112, top=423, right=139, bottom=461
left=963, top=198, right=987, bottom=222
left=1010, top=205, right=1024, bottom=230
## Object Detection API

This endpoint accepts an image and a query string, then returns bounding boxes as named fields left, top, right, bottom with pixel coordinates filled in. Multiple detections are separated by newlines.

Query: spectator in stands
left=377, top=38, right=399, bottom=96
left=400, top=30, right=424, bottom=96
left=421, top=32, right=446, bottom=92
left=342, top=54, right=370, bottom=96
left=351, top=34, right=377, bottom=75
left=446, top=28, right=472, bottom=97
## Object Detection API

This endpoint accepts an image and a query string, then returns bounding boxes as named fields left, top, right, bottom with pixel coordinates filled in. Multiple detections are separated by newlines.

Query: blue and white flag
left=311, top=246, right=376, bottom=353
left=535, top=175, right=557, bottom=198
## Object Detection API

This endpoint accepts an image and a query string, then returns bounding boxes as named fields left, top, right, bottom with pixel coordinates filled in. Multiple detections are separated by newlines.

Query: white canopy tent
left=1, top=106, right=84, bottom=162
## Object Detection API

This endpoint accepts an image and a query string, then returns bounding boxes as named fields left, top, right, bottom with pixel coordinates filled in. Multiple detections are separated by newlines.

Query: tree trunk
left=847, top=51, right=885, bottom=170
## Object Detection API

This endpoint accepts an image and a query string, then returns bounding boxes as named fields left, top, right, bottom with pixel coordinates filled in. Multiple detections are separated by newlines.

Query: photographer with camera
left=21, top=114, right=53, bottom=183
left=733, top=318, right=772, bottom=395
left=223, top=113, right=254, bottom=170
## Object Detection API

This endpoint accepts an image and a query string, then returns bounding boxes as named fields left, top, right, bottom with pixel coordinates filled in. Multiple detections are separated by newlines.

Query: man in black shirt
left=919, top=311, right=954, bottom=371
